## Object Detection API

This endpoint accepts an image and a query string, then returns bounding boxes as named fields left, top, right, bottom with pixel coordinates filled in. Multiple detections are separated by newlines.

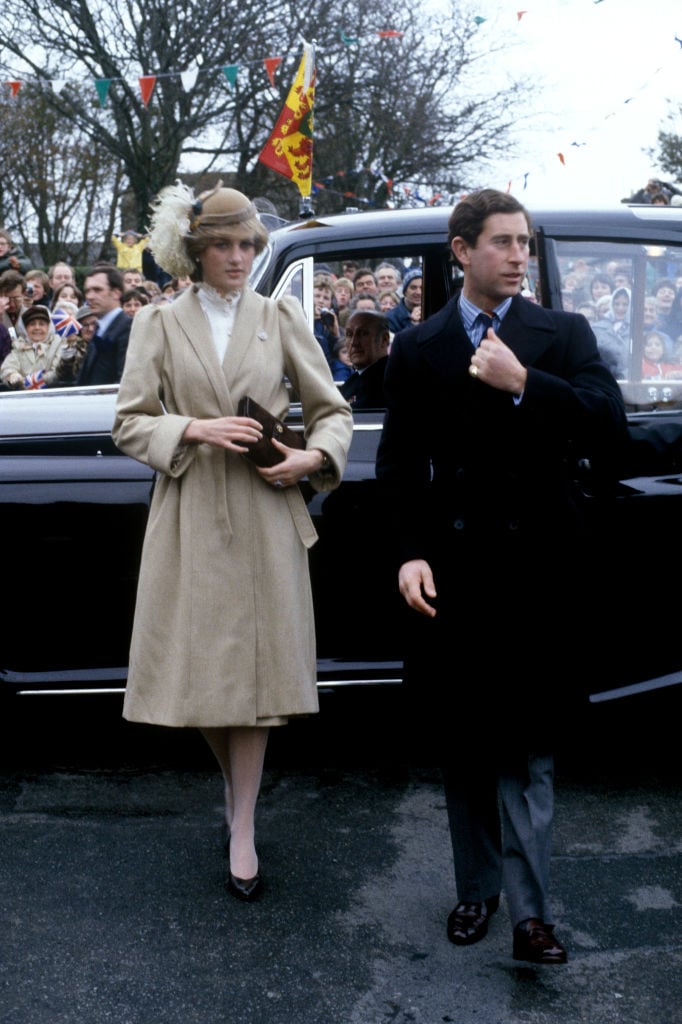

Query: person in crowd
left=51, top=304, right=97, bottom=385
left=606, top=286, right=631, bottom=338
left=112, top=182, right=352, bottom=902
left=334, top=276, right=354, bottom=327
left=376, top=263, right=402, bottom=292
left=313, top=272, right=340, bottom=366
left=340, top=310, right=390, bottom=408
left=575, top=301, right=597, bottom=323
left=641, top=330, right=681, bottom=379
left=352, top=268, right=378, bottom=295
left=651, top=278, right=678, bottom=346
left=122, top=288, right=150, bottom=317
left=0, top=229, right=32, bottom=274
left=111, top=229, right=150, bottom=272
left=47, top=262, right=76, bottom=306
left=376, top=188, right=627, bottom=966
left=643, top=295, right=658, bottom=332
left=589, top=273, right=614, bottom=304
left=52, top=282, right=84, bottom=310
left=0, top=304, right=62, bottom=388
left=0, top=269, right=28, bottom=338
left=349, top=292, right=381, bottom=313
left=76, top=265, right=132, bottom=385
left=341, top=259, right=359, bottom=281
left=24, top=269, right=50, bottom=306
left=590, top=294, right=627, bottom=379
left=387, top=267, right=422, bottom=332
left=330, top=337, right=353, bottom=383
left=379, top=289, right=400, bottom=314
left=122, top=269, right=145, bottom=290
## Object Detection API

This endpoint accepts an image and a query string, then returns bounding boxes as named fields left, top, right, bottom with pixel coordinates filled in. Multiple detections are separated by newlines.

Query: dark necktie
left=475, top=312, right=495, bottom=347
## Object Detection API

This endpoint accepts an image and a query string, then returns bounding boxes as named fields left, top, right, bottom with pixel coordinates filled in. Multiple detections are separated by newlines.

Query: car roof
left=252, top=204, right=682, bottom=292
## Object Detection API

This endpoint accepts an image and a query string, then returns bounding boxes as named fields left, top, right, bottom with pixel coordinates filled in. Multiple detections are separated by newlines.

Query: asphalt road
left=1, top=689, right=681, bottom=1024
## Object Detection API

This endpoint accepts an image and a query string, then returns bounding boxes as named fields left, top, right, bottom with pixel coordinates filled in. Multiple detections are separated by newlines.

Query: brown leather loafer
left=447, top=895, right=500, bottom=946
left=512, top=918, right=567, bottom=964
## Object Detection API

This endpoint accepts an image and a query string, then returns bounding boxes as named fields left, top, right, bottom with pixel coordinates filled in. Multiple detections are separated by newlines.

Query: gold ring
left=469, top=364, right=479, bottom=378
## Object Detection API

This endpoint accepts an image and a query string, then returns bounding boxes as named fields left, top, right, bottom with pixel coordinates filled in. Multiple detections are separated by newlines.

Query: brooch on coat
left=257, top=329, right=267, bottom=342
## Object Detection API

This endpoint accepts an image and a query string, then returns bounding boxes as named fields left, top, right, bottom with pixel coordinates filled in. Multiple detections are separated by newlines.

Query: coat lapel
left=170, top=286, right=233, bottom=413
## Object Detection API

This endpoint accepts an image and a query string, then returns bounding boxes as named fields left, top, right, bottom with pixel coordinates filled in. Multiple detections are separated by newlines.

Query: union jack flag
left=52, top=308, right=82, bottom=338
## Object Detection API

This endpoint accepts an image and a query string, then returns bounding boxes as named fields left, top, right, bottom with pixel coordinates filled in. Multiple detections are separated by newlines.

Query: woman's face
left=612, top=293, right=629, bottom=320
left=25, top=317, right=50, bottom=343
left=199, top=237, right=256, bottom=294
left=591, top=279, right=611, bottom=301
left=57, top=285, right=78, bottom=304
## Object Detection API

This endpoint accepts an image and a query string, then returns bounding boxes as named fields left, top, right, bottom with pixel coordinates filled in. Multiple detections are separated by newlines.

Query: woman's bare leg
left=200, top=726, right=269, bottom=879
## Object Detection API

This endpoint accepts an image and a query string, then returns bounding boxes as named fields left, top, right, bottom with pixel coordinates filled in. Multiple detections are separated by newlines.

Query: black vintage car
left=2, top=204, right=682, bottom=716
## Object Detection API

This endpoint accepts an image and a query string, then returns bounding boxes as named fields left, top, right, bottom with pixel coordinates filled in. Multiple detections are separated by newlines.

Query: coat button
left=453, top=518, right=465, bottom=530
left=507, top=519, right=520, bottom=531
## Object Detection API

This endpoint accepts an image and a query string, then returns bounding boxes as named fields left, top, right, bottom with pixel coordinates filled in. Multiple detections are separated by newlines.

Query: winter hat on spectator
left=402, top=267, right=422, bottom=290
left=22, top=304, right=51, bottom=326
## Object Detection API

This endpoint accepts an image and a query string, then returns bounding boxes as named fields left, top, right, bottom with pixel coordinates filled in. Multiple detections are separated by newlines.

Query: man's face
left=84, top=272, right=121, bottom=315
left=354, top=273, right=377, bottom=295
left=452, top=212, right=530, bottom=308
left=314, top=286, right=333, bottom=316
left=377, top=267, right=399, bottom=290
left=0, top=237, right=9, bottom=257
left=403, top=277, right=422, bottom=309
left=50, top=263, right=74, bottom=289
left=655, top=285, right=675, bottom=314
left=345, top=313, right=389, bottom=370
left=2, top=284, right=25, bottom=323
left=123, top=270, right=143, bottom=288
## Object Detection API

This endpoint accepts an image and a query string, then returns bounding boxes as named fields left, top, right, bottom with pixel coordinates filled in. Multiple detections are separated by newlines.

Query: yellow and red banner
left=258, top=45, right=315, bottom=198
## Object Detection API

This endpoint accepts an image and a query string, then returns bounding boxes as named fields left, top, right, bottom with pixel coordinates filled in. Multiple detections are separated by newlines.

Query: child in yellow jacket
left=111, top=230, right=150, bottom=272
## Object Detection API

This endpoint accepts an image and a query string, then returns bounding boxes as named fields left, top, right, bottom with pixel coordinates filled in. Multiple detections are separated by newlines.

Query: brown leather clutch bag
left=237, top=395, right=306, bottom=467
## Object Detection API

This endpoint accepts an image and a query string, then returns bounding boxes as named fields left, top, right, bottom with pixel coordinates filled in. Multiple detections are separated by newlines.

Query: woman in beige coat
left=112, top=183, right=352, bottom=901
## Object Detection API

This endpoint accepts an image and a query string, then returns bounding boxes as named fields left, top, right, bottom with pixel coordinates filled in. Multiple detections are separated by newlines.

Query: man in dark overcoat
left=376, top=189, right=628, bottom=965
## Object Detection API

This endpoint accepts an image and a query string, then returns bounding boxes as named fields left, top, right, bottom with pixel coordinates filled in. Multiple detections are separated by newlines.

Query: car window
left=553, top=239, right=682, bottom=412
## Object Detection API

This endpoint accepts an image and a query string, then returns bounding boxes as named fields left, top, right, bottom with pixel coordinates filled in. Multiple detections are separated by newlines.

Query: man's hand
left=469, top=328, right=527, bottom=395
left=398, top=559, right=437, bottom=617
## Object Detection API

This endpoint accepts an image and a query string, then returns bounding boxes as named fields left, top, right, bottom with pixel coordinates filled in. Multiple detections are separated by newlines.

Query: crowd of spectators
left=0, top=226, right=192, bottom=390
left=310, top=256, right=423, bottom=407
left=558, top=253, right=682, bottom=382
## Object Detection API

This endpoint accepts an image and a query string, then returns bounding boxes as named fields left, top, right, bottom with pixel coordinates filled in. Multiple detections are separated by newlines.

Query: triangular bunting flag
left=263, top=57, right=282, bottom=87
left=222, top=65, right=239, bottom=90
left=180, top=68, right=199, bottom=91
left=6, top=81, right=22, bottom=98
left=139, top=75, right=157, bottom=108
left=95, top=79, right=111, bottom=108
left=258, top=45, right=315, bottom=198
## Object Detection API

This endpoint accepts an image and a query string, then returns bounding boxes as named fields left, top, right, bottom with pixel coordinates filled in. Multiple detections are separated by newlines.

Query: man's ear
left=451, top=236, right=470, bottom=267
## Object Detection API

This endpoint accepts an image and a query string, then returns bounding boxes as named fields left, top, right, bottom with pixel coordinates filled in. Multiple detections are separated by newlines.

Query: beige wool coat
left=112, top=285, right=353, bottom=727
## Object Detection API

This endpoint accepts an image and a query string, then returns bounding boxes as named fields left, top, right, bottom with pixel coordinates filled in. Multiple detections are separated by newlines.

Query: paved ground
left=1, top=692, right=681, bottom=1024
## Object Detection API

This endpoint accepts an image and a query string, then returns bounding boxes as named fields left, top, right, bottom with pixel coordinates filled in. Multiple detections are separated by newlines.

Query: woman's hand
left=257, top=444, right=326, bottom=489
left=182, top=415, right=263, bottom=452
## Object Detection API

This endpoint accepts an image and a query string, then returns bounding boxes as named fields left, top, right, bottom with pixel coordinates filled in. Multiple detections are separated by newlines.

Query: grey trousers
left=442, top=752, right=555, bottom=929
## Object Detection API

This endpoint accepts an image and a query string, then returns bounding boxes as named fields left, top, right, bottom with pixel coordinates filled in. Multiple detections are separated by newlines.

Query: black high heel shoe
left=226, top=869, right=263, bottom=902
